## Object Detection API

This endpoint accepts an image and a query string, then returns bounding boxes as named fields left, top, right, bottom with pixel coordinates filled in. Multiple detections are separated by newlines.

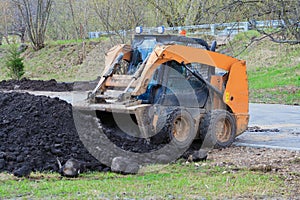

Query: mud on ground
left=208, top=146, right=300, bottom=196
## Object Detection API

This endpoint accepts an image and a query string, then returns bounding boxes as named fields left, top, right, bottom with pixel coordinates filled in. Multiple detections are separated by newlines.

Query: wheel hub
left=215, top=119, right=232, bottom=143
left=172, top=116, right=191, bottom=142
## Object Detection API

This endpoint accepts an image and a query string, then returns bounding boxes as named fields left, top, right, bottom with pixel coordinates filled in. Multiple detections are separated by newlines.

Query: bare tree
left=47, top=0, right=97, bottom=41
left=46, top=0, right=74, bottom=40
left=13, top=0, right=53, bottom=50
left=0, top=0, right=26, bottom=45
left=252, top=0, right=300, bottom=44
left=215, top=0, right=300, bottom=44
left=146, top=0, right=215, bottom=27
left=93, top=0, right=145, bottom=43
left=10, top=10, right=26, bottom=43
left=67, top=0, right=91, bottom=40
left=0, top=0, right=13, bottom=45
left=147, top=0, right=192, bottom=27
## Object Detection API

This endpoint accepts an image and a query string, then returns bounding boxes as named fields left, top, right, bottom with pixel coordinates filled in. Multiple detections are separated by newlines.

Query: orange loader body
left=100, top=43, right=249, bottom=137
left=77, top=34, right=249, bottom=150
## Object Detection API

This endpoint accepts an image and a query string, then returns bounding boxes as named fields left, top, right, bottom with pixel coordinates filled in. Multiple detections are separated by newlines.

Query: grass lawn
left=0, top=163, right=287, bottom=199
left=248, top=64, right=300, bottom=105
left=224, top=31, right=300, bottom=105
left=0, top=38, right=109, bottom=82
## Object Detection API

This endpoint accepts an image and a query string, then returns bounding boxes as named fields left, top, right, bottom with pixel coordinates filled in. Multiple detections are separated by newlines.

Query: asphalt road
left=18, top=91, right=300, bottom=151
left=235, top=103, right=300, bottom=151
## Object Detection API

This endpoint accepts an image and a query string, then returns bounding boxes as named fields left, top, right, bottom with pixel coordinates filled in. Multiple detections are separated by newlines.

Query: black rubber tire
left=200, top=110, right=236, bottom=149
left=168, top=109, right=196, bottom=149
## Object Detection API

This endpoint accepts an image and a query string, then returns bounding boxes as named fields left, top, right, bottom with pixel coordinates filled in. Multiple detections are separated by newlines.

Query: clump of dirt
left=247, top=126, right=280, bottom=132
left=0, top=78, right=73, bottom=91
left=0, top=92, right=105, bottom=174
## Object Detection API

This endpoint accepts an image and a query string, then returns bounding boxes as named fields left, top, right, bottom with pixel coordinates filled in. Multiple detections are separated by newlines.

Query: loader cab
left=133, top=35, right=214, bottom=108
left=127, top=34, right=210, bottom=75
left=137, top=60, right=210, bottom=108
left=127, top=37, right=157, bottom=74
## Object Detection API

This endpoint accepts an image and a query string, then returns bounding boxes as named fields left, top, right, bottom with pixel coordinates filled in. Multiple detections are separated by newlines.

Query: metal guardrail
left=88, top=20, right=285, bottom=39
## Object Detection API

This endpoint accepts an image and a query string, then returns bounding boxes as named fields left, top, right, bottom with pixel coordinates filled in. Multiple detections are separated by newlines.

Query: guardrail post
left=243, top=22, right=249, bottom=31
left=210, top=24, right=216, bottom=35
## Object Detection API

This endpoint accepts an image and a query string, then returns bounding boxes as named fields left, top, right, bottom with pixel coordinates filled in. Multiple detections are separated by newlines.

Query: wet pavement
left=235, top=103, right=300, bottom=151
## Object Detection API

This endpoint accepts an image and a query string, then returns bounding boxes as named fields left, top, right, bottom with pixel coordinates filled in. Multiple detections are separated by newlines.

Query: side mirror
left=210, top=41, right=217, bottom=52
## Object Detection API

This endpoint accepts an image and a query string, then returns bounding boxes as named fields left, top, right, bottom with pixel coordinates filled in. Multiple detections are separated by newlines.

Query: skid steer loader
left=73, top=34, right=249, bottom=166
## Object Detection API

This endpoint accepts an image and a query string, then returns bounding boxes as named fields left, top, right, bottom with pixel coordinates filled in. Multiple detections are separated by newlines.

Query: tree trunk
left=15, top=0, right=53, bottom=51
left=0, top=33, right=3, bottom=45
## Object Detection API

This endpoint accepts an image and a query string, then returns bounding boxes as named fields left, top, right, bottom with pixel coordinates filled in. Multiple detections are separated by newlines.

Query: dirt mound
left=0, top=78, right=99, bottom=92
left=0, top=78, right=74, bottom=92
left=0, top=91, right=199, bottom=175
left=0, top=92, right=105, bottom=174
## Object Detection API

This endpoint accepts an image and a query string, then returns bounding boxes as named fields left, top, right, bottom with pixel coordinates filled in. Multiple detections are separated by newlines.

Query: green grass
left=0, top=38, right=108, bottom=82
left=0, top=163, right=286, bottom=199
left=22, top=45, right=80, bottom=81
left=248, top=65, right=300, bottom=89
left=0, top=46, right=9, bottom=80
left=242, top=39, right=300, bottom=104
left=222, top=31, right=300, bottom=104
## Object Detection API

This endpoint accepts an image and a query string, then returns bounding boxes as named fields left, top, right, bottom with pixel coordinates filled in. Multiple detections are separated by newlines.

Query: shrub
left=5, top=44, right=25, bottom=80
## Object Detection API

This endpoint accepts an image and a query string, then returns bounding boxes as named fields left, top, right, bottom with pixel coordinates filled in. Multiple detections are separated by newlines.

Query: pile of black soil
left=0, top=78, right=99, bottom=92
left=0, top=91, right=197, bottom=175
left=0, top=92, right=106, bottom=174
left=0, top=78, right=73, bottom=91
